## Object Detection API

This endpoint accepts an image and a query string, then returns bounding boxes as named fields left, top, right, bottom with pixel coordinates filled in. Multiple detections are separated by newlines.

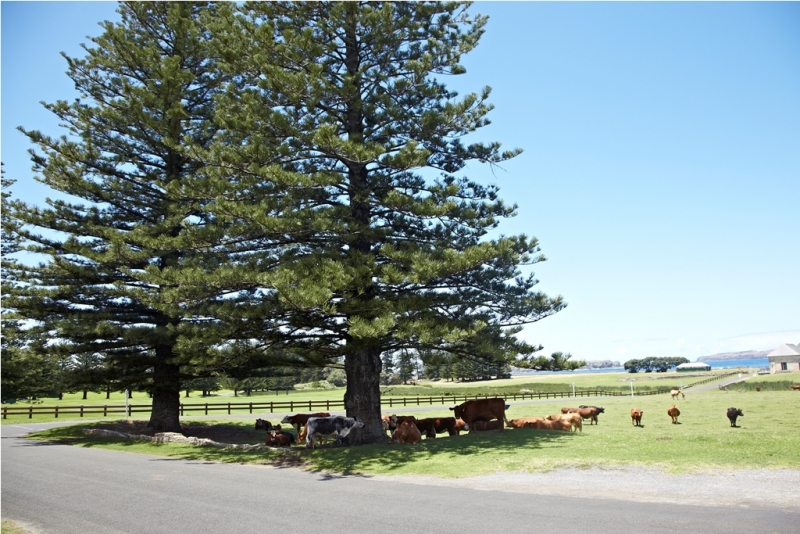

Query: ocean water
left=511, top=357, right=769, bottom=377
left=703, top=358, right=769, bottom=369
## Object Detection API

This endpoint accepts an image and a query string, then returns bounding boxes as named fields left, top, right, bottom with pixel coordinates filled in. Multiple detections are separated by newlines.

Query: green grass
left=26, top=389, right=800, bottom=476
left=1, top=521, right=33, bottom=534
left=726, top=373, right=800, bottom=391
left=1, top=370, right=746, bottom=425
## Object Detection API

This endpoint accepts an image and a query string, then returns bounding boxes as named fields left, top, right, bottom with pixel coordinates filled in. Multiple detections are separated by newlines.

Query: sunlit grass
left=26, top=390, right=800, bottom=476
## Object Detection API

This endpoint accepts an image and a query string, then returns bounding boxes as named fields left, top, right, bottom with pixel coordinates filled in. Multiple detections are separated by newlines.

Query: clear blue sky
left=2, top=2, right=799, bottom=362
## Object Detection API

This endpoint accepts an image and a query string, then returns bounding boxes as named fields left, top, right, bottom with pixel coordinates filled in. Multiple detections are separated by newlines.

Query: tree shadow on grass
left=301, top=429, right=579, bottom=477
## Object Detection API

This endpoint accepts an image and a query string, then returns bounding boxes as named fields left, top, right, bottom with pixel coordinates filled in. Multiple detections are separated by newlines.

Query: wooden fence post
left=55, top=406, right=60, bottom=419
left=270, top=401, right=273, bottom=413
left=326, top=400, right=330, bottom=411
left=29, top=406, right=33, bottom=419
left=2, top=406, right=6, bottom=419
left=103, top=405, right=107, bottom=417
left=249, top=402, right=253, bottom=414
left=290, top=400, right=294, bottom=412
left=80, top=405, right=84, bottom=418
left=205, top=403, right=208, bottom=416
left=228, top=402, right=231, bottom=415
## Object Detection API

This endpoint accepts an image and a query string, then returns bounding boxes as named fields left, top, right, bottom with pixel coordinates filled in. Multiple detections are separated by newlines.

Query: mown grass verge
left=25, top=390, right=800, bottom=476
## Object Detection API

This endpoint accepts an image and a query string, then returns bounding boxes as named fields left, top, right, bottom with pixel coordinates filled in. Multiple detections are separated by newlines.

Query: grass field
left=26, top=389, right=800, bottom=476
left=1, top=370, right=746, bottom=425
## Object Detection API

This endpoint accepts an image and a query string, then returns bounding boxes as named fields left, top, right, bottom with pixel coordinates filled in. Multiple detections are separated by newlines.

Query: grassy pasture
left=1, top=369, right=743, bottom=424
left=26, top=389, right=800, bottom=475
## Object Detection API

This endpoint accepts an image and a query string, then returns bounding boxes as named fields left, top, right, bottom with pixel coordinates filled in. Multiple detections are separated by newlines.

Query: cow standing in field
left=414, top=417, right=459, bottom=438
left=726, top=407, right=744, bottom=427
left=450, top=398, right=509, bottom=432
left=670, top=389, right=685, bottom=400
left=281, top=412, right=330, bottom=436
left=667, top=405, right=680, bottom=424
left=304, top=416, right=364, bottom=449
left=565, top=406, right=604, bottom=425
left=630, top=408, right=643, bottom=427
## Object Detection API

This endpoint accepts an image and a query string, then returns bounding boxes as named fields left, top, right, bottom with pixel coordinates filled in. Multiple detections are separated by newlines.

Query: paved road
left=2, top=423, right=798, bottom=534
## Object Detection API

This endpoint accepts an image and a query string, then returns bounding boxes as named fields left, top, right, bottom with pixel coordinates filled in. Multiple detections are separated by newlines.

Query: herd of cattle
left=253, top=397, right=747, bottom=449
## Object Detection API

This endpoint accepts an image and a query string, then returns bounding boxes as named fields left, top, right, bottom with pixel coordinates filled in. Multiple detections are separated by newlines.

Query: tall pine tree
left=200, top=2, right=565, bottom=443
left=6, top=2, right=229, bottom=431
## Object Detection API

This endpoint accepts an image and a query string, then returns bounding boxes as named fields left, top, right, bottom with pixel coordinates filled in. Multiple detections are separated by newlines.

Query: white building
left=767, top=343, right=800, bottom=374
left=676, top=362, right=711, bottom=372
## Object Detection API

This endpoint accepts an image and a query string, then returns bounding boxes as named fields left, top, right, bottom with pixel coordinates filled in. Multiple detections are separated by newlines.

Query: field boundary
left=2, top=387, right=675, bottom=419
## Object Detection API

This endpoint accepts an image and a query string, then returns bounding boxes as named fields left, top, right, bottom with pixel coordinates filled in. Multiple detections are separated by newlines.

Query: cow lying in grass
left=391, top=421, right=421, bottom=444
left=265, top=430, right=295, bottom=447
left=545, top=413, right=582, bottom=432
left=507, top=417, right=544, bottom=429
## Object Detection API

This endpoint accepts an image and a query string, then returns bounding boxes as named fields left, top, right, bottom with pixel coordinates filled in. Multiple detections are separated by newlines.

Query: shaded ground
left=94, top=420, right=262, bottom=444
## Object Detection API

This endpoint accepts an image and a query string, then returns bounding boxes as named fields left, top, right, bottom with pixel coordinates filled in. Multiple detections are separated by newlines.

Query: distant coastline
left=696, top=349, right=771, bottom=362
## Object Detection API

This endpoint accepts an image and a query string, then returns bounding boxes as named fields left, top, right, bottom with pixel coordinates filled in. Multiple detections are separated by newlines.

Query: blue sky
left=2, top=2, right=799, bottom=362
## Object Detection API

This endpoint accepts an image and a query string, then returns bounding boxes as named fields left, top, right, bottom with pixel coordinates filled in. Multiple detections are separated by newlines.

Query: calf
left=670, top=389, right=685, bottom=400
left=726, top=407, right=744, bottom=427
left=667, top=404, right=680, bottom=424
left=388, top=415, right=417, bottom=433
left=630, top=408, right=643, bottom=427
left=391, top=421, right=421, bottom=444
left=304, top=416, right=364, bottom=449
left=470, top=420, right=503, bottom=431
left=254, top=418, right=273, bottom=432
left=264, top=430, right=294, bottom=447
left=454, top=418, right=468, bottom=435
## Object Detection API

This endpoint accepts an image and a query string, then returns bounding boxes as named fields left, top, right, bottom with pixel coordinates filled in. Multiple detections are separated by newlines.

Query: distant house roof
left=767, top=344, right=800, bottom=358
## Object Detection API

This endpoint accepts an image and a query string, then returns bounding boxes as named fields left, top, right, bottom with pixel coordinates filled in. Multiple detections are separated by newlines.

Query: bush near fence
left=726, top=380, right=799, bottom=392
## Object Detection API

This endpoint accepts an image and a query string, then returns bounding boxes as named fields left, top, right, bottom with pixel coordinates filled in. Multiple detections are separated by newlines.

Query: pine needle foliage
left=196, top=2, right=565, bottom=443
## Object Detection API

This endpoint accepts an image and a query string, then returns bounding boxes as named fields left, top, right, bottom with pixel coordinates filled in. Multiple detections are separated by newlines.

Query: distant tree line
left=623, top=357, right=689, bottom=373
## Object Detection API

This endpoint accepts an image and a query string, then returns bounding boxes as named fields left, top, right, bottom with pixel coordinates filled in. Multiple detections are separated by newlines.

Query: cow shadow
left=301, top=428, right=578, bottom=477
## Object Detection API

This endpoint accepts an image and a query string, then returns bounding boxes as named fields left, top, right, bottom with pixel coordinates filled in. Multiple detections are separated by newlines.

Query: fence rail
left=2, top=387, right=674, bottom=419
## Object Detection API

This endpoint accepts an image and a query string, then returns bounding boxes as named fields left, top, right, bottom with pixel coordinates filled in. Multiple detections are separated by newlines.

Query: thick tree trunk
left=344, top=344, right=389, bottom=445
left=82, top=390, right=88, bottom=400
left=147, top=355, right=182, bottom=433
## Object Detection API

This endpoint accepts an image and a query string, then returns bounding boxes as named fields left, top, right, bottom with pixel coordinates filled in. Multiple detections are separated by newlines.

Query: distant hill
left=696, top=350, right=771, bottom=362
left=580, top=360, right=621, bottom=369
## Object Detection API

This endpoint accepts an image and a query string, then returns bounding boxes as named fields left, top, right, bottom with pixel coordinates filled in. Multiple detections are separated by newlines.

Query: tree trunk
left=147, top=355, right=182, bottom=433
left=58, top=392, right=63, bottom=400
left=106, top=385, right=111, bottom=399
left=82, top=390, right=88, bottom=400
left=344, top=344, right=388, bottom=445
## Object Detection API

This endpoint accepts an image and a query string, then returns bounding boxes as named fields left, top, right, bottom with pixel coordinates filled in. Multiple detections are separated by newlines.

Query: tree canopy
left=3, top=1, right=565, bottom=440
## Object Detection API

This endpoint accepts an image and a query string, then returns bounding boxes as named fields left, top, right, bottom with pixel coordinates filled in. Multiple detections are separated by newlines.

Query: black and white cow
left=304, top=416, right=365, bottom=449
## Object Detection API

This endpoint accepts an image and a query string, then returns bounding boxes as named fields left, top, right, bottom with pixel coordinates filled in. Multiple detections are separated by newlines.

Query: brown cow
left=545, top=413, right=582, bottom=432
left=790, top=385, right=800, bottom=391
left=415, top=417, right=459, bottom=438
left=561, top=407, right=580, bottom=414
left=507, top=417, right=545, bottom=429
left=630, top=408, right=643, bottom=427
left=391, top=421, right=421, bottom=444
left=471, top=420, right=503, bottom=431
left=388, top=415, right=417, bottom=434
left=454, top=418, right=468, bottom=435
left=577, top=407, right=603, bottom=425
left=667, top=404, right=680, bottom=424
left=527, top=419, right=571, bottom=431
left=264, top=430, right=293, bottom=447
left=450, top=398, right=509, bottom=432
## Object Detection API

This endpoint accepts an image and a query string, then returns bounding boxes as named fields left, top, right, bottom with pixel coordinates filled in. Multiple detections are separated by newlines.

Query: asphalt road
left=2, top=423, right=798, bottom=534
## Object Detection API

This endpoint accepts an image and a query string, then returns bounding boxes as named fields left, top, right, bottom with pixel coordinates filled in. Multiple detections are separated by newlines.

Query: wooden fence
left=1, top=387, right=674, bottom=419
